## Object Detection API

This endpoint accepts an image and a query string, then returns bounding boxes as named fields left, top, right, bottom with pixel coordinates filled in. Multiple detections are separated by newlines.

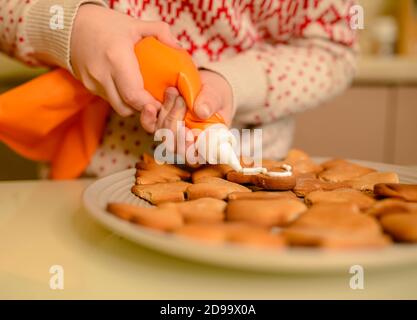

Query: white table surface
left=1, top=179, right=417, bottom=300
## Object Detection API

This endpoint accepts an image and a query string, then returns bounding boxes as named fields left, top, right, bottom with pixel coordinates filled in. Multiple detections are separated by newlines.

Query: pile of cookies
left=107, top=150, right=417, bottom=250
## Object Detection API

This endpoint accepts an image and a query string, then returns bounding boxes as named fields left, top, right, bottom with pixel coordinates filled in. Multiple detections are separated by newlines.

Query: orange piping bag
left=134, top=36, right=225, bottom=130
left=0, top=36, right=222, bottom=179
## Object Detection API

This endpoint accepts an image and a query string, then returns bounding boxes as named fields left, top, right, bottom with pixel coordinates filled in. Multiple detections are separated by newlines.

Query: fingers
left=156, top=87, right=179, bottom=130
left=140, top=104, right=159, bottom=133
left=99, top=76, right=135, bottom=117
left=178, top=127, right=195, bottom=158
left=193, top=84, right=222, bottom=120
left=138, top=21, right=180, bottom=48
left=156, top=88, right=187, bottom=153
left=180, top=128, right=194, bottom=155
left=163, top=95, right=186, bottom=135
left=166, top=96, right=187, bottom=153
left=112, top=49, right=161, bottom=112
left=156, top=87, right=186, bottom=133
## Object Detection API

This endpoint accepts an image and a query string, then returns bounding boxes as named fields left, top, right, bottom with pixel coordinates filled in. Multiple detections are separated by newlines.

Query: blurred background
left=0, top=0, right=417, bottom=180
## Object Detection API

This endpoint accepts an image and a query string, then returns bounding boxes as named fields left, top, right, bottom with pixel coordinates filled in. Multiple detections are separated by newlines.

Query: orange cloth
left=0, top=37, right=224, bottom=179
left=0, top=69, right=110, bottom=179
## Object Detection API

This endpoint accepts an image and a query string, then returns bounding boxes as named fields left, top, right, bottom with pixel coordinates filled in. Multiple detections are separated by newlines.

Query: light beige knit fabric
left=26, top=0, right=107, bottom=70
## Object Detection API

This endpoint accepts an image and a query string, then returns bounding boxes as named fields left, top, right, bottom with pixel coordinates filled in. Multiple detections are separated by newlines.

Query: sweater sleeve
left=0, top=0, right=106, bottom=70
left=200, top=0, right=358, bottom=126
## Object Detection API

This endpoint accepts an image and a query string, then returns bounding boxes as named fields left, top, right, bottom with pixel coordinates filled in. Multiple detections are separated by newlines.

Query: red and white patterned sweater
left=0, top=0, right=357, bottom=177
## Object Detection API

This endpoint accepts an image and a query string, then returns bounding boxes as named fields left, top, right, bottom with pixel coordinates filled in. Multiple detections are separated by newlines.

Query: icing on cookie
left=240, top=164, right=293, bottom=177
left=265, top=164, right=293, bottom=177
left=241, top=167, right=268, bottom=175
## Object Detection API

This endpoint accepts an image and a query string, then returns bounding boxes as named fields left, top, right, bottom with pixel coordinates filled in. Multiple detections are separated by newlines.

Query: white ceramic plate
left=82, top=159, right=417, bottom=273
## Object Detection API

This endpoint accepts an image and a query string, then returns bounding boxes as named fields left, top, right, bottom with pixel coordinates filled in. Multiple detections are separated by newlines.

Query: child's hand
left=194, top=70, right=234, bottom=126
left=155, top=70, right=234, bottom=154
left=156, top=70, right=234, bottom=131
left=155, top=87, right=191, bottom=154
left=70, top=4, right=179, bottom=122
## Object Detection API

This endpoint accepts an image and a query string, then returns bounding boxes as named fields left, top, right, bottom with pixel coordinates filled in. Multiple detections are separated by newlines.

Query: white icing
left=264, top=164, right=293, bottom=177
left=241, top=167, right=268, bottom=175
left=195, top=125, right=293, bottom=177
left=195, top=123, right=242, bottom=172
left=265, top=171, right=292, bottom=177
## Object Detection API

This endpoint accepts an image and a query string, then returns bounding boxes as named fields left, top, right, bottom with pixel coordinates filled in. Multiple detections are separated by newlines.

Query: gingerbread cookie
left=159, top=198, right=226, bottom=223
left=305, top=188, right=376, bottom=211
left=318, top=159, right=375, bottom=183
left=253, top=171, right=296, bottom=191
left=191, top=164, right=233, bottom=183
left=226, top=198, right=307, bottom=227
left=136, top=154, right=190, bottom=175
left=293, top=173, right=349, bottom=197
left=227, top=164, right=296, bottom=191
left=186, top=177, right=251, bottom=200
left=226, top=170, right=255, bottom=185
left=374, top=183, right=417, bottom=202
left=135, top=169, right=182, bottom=185
left=283, top=203, right=390, bottom=249
left=225, top=223, right=286, bottom=249
left=227, top=191, right=297, bottom=201
left=380, top=213, right=417, bottom=243
left=347, top=172, right=399, bottom=193
left=283, top=149, right=323, bottom=175
left=135, top=153, right=191, bottom=185
left=107, top=202, right=183, bottom=231
left=174, top=222, right=286, bottom=249
left=237, top=157, right=283, bottom=171
left=174, top=224, right=227, bottom=245
left=131, top=181, right=191, bottom=204
left=243, top=150, right=320, bottom=176
left=366, top=199, right=417, bottom=218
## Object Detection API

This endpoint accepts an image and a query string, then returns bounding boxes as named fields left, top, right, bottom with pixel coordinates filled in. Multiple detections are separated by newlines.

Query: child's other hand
left=193, top=70, right=234, bottom=126
left=70, top=4, right=179, bottom=123
left=155, top=70, right=234, bottom=155
left=155, top=87, right=192, bottom=155
left=156, top=70, right=234, bottom=133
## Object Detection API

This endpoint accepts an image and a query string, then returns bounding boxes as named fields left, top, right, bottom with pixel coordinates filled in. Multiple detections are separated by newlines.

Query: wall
left=293, top=85, right=417, bottom=165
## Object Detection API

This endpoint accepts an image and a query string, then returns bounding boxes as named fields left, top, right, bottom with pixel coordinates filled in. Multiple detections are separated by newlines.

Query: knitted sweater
left=0, top=0, right=357, bottom=177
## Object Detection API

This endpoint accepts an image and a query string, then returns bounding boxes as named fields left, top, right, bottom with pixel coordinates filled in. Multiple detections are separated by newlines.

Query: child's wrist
left=198, top=69, right=233, bottom=104
left=200, top=55, right=268, bottom=113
